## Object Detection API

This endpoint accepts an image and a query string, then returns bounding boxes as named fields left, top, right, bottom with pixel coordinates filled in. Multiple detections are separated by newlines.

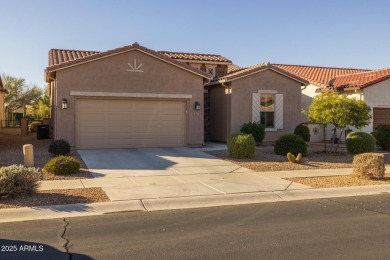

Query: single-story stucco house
left=45, top=42, right=310, bottom=148
left=205, top=63, right=308, bottom=142
left=275, top=64, right=390, bottom=140
left=320, top=67, right=390, bottom=133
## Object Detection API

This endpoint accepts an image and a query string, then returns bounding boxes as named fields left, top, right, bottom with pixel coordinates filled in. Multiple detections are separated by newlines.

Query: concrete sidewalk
left=1, top=141, right=389, bottom=223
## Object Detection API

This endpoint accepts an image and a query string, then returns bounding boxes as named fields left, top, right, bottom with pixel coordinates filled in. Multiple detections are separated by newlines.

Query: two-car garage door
left=76, top=99, right=186, bottom=149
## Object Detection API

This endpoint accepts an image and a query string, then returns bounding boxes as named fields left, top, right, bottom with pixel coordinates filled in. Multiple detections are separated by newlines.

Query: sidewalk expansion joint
left=140, top=200, right=149, bottom=211
left=199, top=182, right=226, bottom=194
left=284, top=181, right=293, bottom=191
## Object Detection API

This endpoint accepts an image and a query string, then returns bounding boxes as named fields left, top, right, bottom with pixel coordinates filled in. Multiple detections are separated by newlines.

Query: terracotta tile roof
left=227, top=64, right=242, bottom=73
left=158, top=51, right=231, bottom=63
left=45, top=43, right=212, bottom=81
left=274, top=64, right=369, bottom=88
left=326, top=67, right=390, bottom=91
left=48, top=49, right=100, bottom=67
left=214, top=62, right=309, bottom=85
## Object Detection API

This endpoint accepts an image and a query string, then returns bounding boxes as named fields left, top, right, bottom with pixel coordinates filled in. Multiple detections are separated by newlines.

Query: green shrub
left=227, top=133, right=256, bottom=159
left=0, top=165, right=40, bottom=198
left=48, top=139, right=71, bottom=156
left=240, top=121, right=266, bottom=144
left=274, top=134, right=307, bottom=156
left=43, top=156, right=80, bottom=175
left=346, top=132, right=376, bottom=154
left=294, top=123, right=310, bottom=142
left=372, top=125, right=390, bottom=150
left=352, top=153, right=385, bottom=179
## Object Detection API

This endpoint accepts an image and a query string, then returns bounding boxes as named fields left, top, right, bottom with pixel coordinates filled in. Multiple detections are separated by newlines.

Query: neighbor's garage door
left=373, top=107, right=390, bottom=128
left=76, top=99, right=186, bottom=149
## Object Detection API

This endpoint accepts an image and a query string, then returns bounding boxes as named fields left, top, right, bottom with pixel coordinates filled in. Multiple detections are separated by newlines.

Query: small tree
left=305, top=92, right=371, bottom=153
left=3, top=74, right=43, bottom=118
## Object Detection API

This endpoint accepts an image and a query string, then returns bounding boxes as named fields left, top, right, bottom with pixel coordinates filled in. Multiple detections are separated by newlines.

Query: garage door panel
left=373, top=107, right=390, bottom=128
left=76, top=99, right=186, bottom=148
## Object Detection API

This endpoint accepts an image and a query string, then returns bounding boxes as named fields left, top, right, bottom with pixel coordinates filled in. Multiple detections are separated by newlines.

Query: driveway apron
left=77, top=147, right=303, bottom=201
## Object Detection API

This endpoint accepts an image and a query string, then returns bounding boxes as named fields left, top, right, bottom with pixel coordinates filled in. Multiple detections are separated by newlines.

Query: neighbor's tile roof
left=227, top=64, right=242, bottom=73
left=158, top=51, right=231, bottom=63
left=46, top=43, right=212, bottom=81
left=327, top=67, right=390, bottom=90
left=215, top=62, right=309, bottom=85
left=274, top=64, right=369, bottom=88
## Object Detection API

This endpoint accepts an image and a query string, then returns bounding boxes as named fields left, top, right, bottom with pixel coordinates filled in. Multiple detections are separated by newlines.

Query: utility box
left=37, top=124, right=50, bottom=139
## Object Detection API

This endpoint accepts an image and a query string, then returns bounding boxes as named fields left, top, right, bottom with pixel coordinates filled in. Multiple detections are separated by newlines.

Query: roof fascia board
left=47, top=48, right=211, bottom=79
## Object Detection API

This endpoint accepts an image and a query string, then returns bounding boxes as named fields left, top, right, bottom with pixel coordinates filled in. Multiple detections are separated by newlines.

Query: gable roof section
left=325, top=67, right=390, bottom=91
left=158, top=51, right=231, bottom=63
left=274, top=64, right=369, bottom=88
left=46, top=43, right=212, bottom=82
left=227, top=64, right=242, bottom=73
left=212, top=62, right=309, bottom=85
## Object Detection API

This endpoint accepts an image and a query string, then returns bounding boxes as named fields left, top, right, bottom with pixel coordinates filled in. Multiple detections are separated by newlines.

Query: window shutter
left=252, top=93, right=260, bottom=122
left=275, top=94, right=283, bottom=129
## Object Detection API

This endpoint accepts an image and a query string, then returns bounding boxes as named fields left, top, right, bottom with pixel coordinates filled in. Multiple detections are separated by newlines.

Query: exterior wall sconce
left=194, top=101, right=201, bottom=111
left=224, top=87, right=232, bottom=94
left=62, top=98, right=68, bottom=109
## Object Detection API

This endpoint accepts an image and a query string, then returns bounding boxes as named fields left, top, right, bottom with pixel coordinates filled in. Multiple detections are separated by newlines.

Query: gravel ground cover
left=0, top=188, right=109, bottom=209
left=0, top=133, right=108, bottom=208
left=0, top=133, right=92, bottom=180
left=286, top=173, right=390, bottom=188
left=208, top=143, right=390, bottom=172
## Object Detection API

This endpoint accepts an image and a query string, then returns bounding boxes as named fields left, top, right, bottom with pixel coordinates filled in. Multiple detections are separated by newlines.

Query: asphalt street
left=1, top=194, right=390, bottom=259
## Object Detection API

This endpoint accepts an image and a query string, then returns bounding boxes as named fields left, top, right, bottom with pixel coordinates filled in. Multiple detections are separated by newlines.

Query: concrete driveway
left=77, top=147, right=309, bottom=202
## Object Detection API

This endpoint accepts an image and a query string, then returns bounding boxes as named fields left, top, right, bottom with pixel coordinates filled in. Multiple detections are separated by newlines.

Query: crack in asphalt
left=61, top=218, right=72, bottom=260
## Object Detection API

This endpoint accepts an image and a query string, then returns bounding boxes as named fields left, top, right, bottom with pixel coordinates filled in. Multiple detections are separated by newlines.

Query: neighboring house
left=320, top=68, right=390, bottom=133
left=273, top=64, right=369, bottom=122
left=45, top=43, right=213, bottom=149
left=205, top=63, right=308, bottom=142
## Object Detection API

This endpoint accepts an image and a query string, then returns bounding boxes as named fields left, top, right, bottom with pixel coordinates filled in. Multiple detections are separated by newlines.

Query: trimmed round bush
left=372, top=125, right=390, bottom=150
left=346, top=132, right=376, bottom=154
left=274, top=134, right=307, bottom=156
left=0, top=165, right=40, bottom=198
left=352, top=153, right=385, bottom=179
left=294, top=123, right=310, bottom=142
left=227, top=133, right=256, bottom=159
left=48, top=139, right=71, bottom=156
left=43, top=156, right=80, bottom=175
left=240, top=121, right=266, bottom=144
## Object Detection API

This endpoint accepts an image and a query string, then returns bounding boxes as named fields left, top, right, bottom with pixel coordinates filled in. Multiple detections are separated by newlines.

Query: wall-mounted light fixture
left=61, top=98, right=68, bottom=109
left=194, top=101, right=201, bottom=111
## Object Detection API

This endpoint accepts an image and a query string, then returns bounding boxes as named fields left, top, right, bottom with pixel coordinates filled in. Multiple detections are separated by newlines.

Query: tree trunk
left=323, top=125, right=327, bottom=153
left=335, top=127, right=345, bottom=153
left=330, top=127, right=336, bottom=153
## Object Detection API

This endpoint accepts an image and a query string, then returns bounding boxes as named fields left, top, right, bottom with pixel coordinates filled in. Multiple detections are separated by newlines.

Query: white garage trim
left=70, top=91, right=192, bottom=99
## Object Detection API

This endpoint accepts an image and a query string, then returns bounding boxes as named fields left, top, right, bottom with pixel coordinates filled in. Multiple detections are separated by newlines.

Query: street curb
left=1, top=185, right=390, bottom=223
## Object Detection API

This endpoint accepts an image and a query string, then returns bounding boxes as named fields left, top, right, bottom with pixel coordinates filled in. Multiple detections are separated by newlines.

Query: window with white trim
left=260, top=94, right=275, bottom=128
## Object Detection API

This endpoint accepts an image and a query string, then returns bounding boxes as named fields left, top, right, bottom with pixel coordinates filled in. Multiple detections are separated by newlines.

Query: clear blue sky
left=1, top=0, right=390, bottom=89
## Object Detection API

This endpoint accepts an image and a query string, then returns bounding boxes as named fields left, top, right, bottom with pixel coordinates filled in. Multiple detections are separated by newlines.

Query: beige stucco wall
left=208, top=86, right=228, bottom=142
left=53, top=49, right=205, bottom=147
left=230, top=69, right=303, bottom=142
left=362, top=78, right=390, bottom=133
left=301, top=84, right=319, bottom=122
